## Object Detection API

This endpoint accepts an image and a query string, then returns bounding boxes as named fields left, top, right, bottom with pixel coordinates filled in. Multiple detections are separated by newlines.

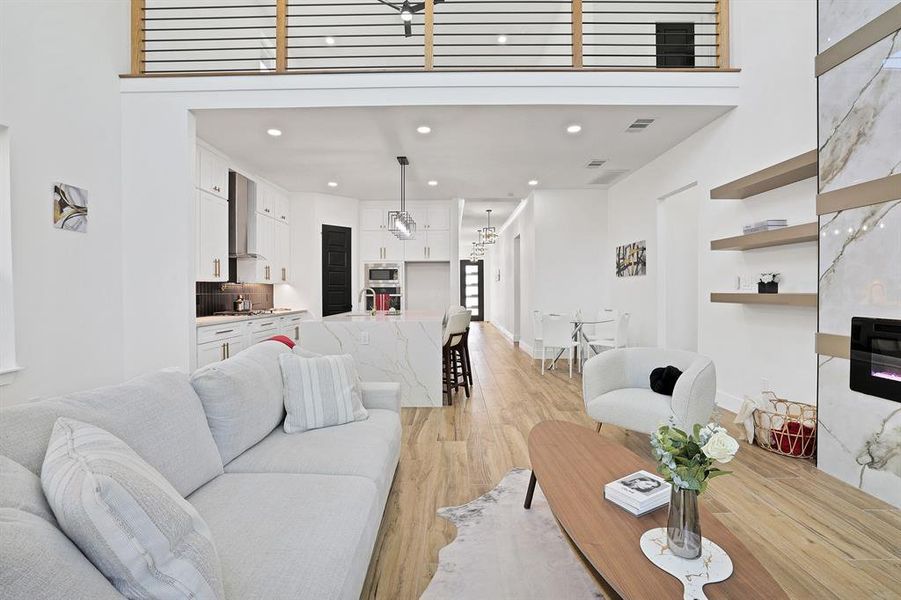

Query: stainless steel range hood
left=228, top=171, right=264, bottom=260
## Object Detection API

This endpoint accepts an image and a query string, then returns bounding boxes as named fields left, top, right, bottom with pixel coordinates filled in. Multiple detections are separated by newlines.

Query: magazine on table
left=604, top=470, right=671, bottom=516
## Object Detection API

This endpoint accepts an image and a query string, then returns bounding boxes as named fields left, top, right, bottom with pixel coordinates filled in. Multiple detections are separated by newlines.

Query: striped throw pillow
left=41, top=418, right=225, bottom=600
left=280, top=353, right=368, bottom=433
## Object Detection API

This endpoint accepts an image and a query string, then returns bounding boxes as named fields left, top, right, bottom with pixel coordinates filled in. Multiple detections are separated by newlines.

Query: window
left=656, top=23, right=695, bottom=68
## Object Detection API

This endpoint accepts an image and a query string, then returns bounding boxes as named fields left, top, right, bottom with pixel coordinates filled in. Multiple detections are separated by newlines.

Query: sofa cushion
left=0, top=455, right=55, bottom=524
left=190, top=340, right=293, bottom=464
left=188, top=473, right=382, bottom=600
left=0, top=508, right=124, bottom=600
left=0, top=370, right=223, bottom=497
left=224, top=409, right=401, bottom=500
left=280, top=353, right=368, bottom=433
left=42, top=419, right=226, bottom=600
left=586, top=388, right=675, bottom=435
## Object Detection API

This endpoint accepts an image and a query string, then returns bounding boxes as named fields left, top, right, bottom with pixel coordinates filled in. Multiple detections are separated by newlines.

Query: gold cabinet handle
left=294, top=326, right=299, bottom=340
left=225, top=342, right=230, bottom=359
left=221, top=343, right=226, bottom=361
left=282, top=267, right=286, bottom=281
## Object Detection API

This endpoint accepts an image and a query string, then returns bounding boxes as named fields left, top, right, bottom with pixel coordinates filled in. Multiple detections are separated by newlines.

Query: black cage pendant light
left=479, top=208, right=497, bottom=245
left=388, top=156, right=416, bottom=240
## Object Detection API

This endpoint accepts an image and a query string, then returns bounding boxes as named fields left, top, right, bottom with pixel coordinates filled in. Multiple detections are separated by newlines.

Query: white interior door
left=513, top=235, right=521, bottom=342
left=658, top=185, right=700, bottom=351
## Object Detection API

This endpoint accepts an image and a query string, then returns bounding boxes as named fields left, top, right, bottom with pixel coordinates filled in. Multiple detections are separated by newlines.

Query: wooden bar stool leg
left=463, top=329, right=473, bottom=386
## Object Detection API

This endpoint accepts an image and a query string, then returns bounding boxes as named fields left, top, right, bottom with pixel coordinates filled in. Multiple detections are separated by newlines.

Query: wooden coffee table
left=526, top=420, right=787, bottom=599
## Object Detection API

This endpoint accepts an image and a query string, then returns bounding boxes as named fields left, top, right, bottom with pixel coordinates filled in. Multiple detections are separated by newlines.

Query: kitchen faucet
left=358, top=287, right=376, bottom=312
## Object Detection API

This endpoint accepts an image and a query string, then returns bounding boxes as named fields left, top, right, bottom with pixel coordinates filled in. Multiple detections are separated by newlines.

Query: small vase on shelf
left=666, top=488, right=702, bottom=559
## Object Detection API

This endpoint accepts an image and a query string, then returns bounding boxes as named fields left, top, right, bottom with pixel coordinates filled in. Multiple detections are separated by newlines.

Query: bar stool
left=442, top=309, right=472, bottom=404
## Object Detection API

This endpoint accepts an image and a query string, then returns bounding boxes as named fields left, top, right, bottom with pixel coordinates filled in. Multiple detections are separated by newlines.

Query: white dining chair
left=587, top=312, right=630, bottom=353
left=541, top=313, right=579, bottom=378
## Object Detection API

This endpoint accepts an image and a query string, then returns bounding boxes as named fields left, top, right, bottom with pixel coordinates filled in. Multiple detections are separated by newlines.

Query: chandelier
left=388, top=156, right=416, bottom=240
left=478, top=208, right=497, bottom=245
left=469, top=241, right=486, bottom=262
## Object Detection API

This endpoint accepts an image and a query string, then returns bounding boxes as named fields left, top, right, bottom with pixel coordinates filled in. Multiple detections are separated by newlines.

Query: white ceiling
left=194, top=104, right=730, bottom=201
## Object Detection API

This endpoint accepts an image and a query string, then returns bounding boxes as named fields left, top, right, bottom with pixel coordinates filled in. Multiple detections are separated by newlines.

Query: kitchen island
left=299, top=311, right=444, bottom=407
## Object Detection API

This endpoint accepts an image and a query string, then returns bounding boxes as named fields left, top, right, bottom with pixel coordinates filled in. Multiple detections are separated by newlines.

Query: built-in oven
left=850, top=317, right=901, bottom=402
left=366, top=263, right=401, bottom=285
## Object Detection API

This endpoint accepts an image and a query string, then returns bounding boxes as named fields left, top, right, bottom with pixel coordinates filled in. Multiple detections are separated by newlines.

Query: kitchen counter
left=196, top=309, right=309, bottom=327
left=322, top=310, right=443, bottom=323
left=300, top=310, right=444, bottom=407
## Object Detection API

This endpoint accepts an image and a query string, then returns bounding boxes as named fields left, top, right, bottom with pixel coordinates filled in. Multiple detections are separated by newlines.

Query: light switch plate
left=361, top=331, right=370, bottom=345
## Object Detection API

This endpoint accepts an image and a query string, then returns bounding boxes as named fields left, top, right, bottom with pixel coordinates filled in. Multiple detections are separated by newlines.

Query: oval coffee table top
left=528, top=420, right=787, bottom=600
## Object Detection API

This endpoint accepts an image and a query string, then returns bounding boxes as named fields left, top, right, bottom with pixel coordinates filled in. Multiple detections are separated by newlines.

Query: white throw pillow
left=41, top=418, right=225, bottom=600
left=279, top=353, right=368, bottom=433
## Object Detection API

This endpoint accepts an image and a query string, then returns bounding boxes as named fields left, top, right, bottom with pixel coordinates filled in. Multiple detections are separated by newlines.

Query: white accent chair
left=540, top=313, right=579, bottom=378
left=582, top=348, right=716, bottom=434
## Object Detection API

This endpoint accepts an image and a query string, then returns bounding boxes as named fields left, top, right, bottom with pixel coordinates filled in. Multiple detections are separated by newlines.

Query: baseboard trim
left=494, top=324, right=514, bottom=343
left=715, top=390, right=743, bottom=416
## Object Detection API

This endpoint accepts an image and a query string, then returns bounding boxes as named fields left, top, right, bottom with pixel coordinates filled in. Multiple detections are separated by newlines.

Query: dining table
left=545, top=316, right=614, bottom=370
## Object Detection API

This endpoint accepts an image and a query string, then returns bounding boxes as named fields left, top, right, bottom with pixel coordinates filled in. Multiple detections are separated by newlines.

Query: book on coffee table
left=604, top=470, right=671, bottom=516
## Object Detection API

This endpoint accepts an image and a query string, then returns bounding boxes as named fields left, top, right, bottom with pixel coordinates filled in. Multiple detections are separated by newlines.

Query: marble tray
left=639, top=528, right=733, bottom=600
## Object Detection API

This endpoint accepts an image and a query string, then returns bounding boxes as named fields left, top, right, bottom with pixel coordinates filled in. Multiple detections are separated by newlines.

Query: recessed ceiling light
left=266, top=128, right=282, bottom=137
left=566, top=124, right=582, bottom=134
left=417, top=125, right=431, bottom=134
left=497, top=35, right=508, bottom=44
left=327, top=181, right=338, bottom=188
left=427, top=180, right=438, bottom=186
left=528, top=180, right=538, bottom=186
left=325, top=36, right=335, bottom=45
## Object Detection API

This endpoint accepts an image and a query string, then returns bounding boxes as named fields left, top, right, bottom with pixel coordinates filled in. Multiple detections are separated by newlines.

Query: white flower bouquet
left=650, top=423, right=739, bottom=493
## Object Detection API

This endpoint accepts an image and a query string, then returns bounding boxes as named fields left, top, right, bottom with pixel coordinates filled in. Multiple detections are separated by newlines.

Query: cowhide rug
left=420, top=468, right=604, bottom=599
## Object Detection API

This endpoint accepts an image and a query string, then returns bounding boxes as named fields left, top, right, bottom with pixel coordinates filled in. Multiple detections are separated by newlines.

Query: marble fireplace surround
left=816, top=1, right=901, bottom=508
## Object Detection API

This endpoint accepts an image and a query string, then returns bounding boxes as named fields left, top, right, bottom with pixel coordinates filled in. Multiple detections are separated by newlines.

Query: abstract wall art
left=616, top=240, right=646, bottom=277
left=52, top=182, right=88, bottom=233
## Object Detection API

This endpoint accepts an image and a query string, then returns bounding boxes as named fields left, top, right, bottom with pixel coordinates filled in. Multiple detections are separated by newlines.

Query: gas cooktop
left=212, top=308, right=294, bottom=316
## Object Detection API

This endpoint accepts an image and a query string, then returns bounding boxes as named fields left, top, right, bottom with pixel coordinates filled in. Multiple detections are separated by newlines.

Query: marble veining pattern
left=818, top=200, right=900, bottom=334
left=818, top=0, right=900, bottom=52
left=818, top=31, right=901, bottom=193
left=420, top=469, right=603, bottom=599
left=299, top=317, right=443, bottom=407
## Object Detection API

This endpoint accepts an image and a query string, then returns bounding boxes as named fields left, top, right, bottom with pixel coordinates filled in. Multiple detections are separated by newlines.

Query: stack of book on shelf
left=743, top=219, right=787, bottom=234
left=604, top=470, right=671, bottom=516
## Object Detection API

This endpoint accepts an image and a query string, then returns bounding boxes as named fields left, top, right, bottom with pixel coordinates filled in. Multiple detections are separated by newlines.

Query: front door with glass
left=460, top=260, right=484, bottom=322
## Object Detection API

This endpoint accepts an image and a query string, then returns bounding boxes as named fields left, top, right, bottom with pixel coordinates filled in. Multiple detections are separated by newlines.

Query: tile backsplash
left=196, top=282, right=273, bottom=317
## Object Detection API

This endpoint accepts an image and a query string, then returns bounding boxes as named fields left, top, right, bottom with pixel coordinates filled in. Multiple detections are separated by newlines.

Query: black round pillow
left=649, top=365, right=683, bottom=396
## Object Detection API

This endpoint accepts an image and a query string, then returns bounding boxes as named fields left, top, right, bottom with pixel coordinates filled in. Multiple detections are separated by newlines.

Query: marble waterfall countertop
left=301, top=310, right=445, bottom=407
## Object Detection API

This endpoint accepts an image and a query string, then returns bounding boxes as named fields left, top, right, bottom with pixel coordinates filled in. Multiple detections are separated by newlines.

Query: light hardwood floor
left=360, top=323, right=901, bottom=599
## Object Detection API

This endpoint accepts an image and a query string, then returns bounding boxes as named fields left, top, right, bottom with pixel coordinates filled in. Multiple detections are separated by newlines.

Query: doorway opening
left=460, top=259, right=485, bottom=321
left=657, top=182, right=700, bottom=351
left=321, top=224, right=352, bottom=316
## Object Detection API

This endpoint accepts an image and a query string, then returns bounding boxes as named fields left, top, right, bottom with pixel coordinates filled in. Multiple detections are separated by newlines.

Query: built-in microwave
left=366, top=263, right=401, bottom=285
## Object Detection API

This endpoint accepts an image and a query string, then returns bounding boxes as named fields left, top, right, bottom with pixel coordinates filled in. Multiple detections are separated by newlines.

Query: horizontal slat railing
left=131, top=0, right=729, bottom=75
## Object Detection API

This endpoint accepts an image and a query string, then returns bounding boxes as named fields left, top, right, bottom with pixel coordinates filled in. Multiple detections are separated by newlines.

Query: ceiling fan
left=374, top=0, right=446, bottom=37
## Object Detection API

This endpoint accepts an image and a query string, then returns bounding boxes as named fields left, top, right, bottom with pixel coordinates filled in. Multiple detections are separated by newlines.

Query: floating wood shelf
left=710, top=293, right=817, bottom=307
left=710, top=150, right=817, bottom=200
left=815, top=333, right=851, bottom=359
left=711, top=222, right=819, bottom=251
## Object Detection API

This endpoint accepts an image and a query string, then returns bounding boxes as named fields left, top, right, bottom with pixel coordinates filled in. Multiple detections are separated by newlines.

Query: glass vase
left=667, top=488, right=702, bottom=559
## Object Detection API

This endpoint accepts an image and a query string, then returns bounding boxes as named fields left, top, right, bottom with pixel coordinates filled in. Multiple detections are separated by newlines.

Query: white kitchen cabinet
left=196, top=190, right=229, bottom=282
left=275, top=221, right=290, bottom=283
left=248, top=317, right=280, bottom=344
left=362, top=229, right=403, bottom=261
left=196, top=322, right=247, bottom=368
left=237, top=214, right=277, bottom=283
left=197, top=145, right=229, bottom=200
left=404, top=234, right=427, bottom=261
left=281, top=313, right=305, bottom=343
left=256, top=183, right=276, bottom=218
left=275, top=192, right=290, bottom=224
left=361, top=207, right=386, bottom=231
left=425, top=230, right=450, bottom=261
left=426, top=206, right=450, bottom=230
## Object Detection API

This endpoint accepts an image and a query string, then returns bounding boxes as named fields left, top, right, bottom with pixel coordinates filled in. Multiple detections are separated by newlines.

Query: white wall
left=0, top=0, right=129, bottom=405
left=487, top=189, right=608, bottom=356
left=274, top=192, right=360, bottom=317
left=606, top=0, right=818, bottom=410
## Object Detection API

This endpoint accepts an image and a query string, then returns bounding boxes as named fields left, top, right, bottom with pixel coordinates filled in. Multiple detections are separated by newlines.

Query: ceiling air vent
left=589, top=169, right=630, bottom=186
left=626, top=118, right=655, bottom=132
left=585, top=159, right=607, bottom=168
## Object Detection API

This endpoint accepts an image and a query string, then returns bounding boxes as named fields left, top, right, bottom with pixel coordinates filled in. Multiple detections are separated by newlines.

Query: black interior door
left=460, top=259, right=485, bottom=322
left=322, top=224, right=352, bottom=316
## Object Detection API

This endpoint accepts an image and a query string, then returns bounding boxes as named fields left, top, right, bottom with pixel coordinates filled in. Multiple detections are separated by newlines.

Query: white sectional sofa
left=0, top=341, right=401, bottom=600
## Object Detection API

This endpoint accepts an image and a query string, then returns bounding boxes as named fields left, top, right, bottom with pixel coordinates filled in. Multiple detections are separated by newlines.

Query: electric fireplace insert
left=850, top=317, right=901, bottom=402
